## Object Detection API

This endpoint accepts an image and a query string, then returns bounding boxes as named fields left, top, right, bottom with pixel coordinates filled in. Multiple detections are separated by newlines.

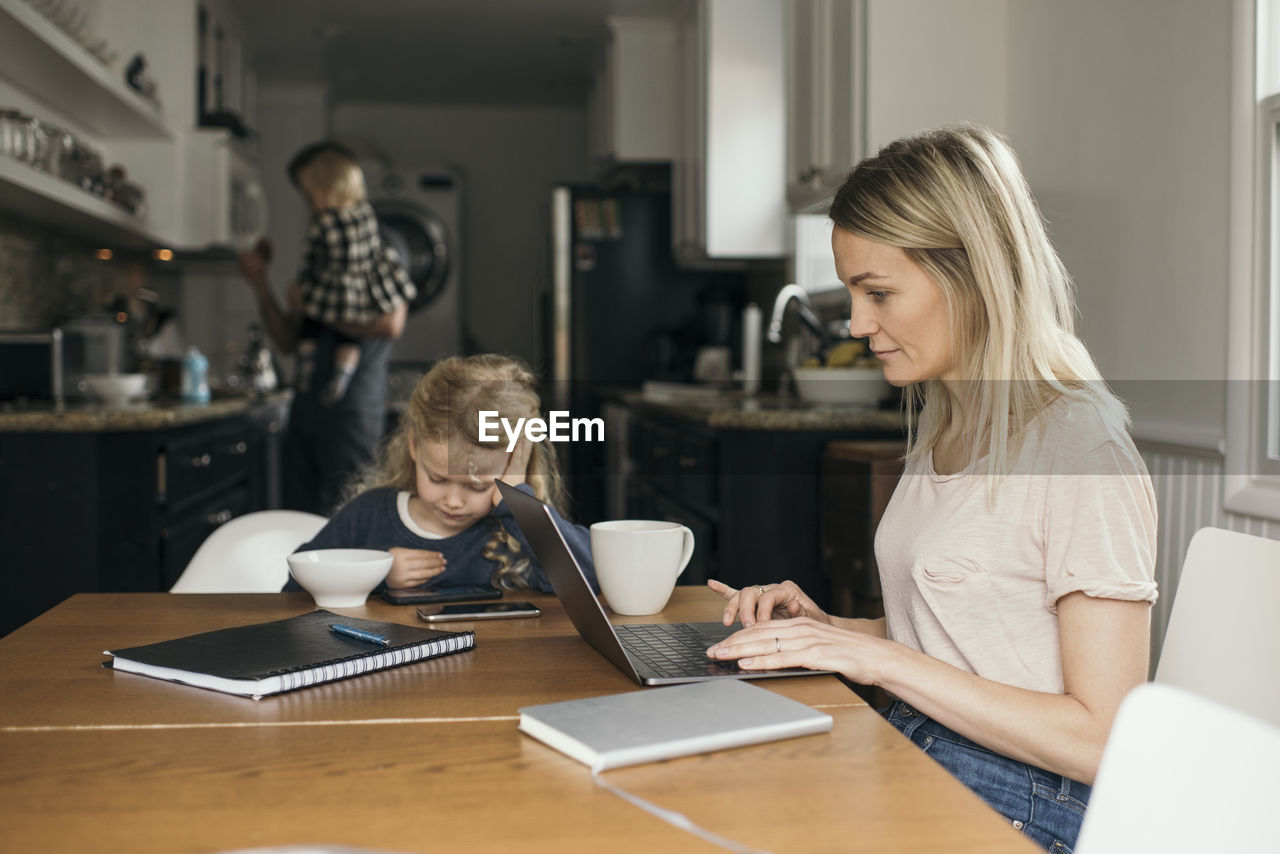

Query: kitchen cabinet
left=818, top=437, right=902, bottom=708
left=0, top=395, right=286, bottom=637
left=586, top=16, right=680, bottom=167
left=819, top=439, right=903, bottom=618
left=0, top=0, right=260, bottom=249
left=785, top=0, right=865, bottom=213
left=618, top=402, right=902, bottom=609
left=672, top=0, right=787, bottom=264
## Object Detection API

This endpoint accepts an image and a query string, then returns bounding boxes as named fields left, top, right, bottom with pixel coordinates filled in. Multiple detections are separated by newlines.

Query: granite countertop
left=0, top=391, right=291, bottom=433
left=610, top=386, right=906, bottom=432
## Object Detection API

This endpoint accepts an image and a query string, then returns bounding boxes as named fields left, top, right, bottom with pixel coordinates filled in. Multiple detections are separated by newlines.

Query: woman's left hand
left=706, top=616, right=890, bottom=685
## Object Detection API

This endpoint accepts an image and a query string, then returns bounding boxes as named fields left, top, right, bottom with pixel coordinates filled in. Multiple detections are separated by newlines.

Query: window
left=1225, top=0, right=1280, bottom=519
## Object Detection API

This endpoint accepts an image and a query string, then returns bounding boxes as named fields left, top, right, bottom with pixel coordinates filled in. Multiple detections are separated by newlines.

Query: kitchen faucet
left=767, top=284, right=828, bottom=344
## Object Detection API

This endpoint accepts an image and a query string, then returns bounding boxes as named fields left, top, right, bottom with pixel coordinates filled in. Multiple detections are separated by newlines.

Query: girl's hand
left=707, top=578, right=832, bottom=628
left=705, top=616, right=891, bottom=685
left=386, top=547, right=447, bottom=588
left=492, top=437, right=533, bottom=507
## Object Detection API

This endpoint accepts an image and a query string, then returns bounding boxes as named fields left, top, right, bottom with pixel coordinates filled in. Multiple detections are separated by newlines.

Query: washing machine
left=365, top=165, right=464, bottom=365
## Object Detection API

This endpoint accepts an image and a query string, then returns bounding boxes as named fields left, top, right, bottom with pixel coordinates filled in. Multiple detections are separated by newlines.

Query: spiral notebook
left=103, top=610, right=475, bottom=699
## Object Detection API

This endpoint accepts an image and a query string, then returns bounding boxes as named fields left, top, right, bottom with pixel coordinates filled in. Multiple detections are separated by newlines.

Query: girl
left=289, top=141, right=416, bottom=405
left=290, top=354, right=597, bottom=594
left=706, top=125, right=1157, bottom=853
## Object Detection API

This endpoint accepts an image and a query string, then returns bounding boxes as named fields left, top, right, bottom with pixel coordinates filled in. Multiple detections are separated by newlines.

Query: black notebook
left=104, top=610, right=475, bottom=699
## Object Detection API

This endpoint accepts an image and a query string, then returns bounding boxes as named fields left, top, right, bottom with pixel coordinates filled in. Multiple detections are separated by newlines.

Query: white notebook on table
left=518, top=679, right=833, bottom=773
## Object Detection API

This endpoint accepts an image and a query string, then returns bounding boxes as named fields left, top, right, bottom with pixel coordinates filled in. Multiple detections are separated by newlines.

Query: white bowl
left=83, top=373, right=148, bottom=405
left=287, top=549, right=392, bottom=608
left=792, top=365, right=890, bottom=406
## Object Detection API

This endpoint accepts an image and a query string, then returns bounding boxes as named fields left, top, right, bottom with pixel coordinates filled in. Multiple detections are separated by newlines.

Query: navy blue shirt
left=287, top=484, right=598, bottom=594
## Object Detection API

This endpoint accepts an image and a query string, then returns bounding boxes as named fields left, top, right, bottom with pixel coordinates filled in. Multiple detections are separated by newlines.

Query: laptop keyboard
left=615, top=622, right=742, bottom=678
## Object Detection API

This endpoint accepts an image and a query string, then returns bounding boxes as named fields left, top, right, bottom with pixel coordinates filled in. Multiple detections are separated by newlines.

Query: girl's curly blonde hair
left=350, top=354, right=568, bottom=589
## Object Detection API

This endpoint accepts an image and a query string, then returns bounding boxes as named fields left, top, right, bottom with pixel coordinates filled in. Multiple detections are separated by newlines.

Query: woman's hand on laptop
left=705, top=615, right=890, bottom=685
left=707, top=579, right=831, bottom=629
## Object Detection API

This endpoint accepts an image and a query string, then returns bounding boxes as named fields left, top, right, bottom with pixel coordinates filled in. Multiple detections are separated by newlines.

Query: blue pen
left=329, top=623, right=391, bottom=646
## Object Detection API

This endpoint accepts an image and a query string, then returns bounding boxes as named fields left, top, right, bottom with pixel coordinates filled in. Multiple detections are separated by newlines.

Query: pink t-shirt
left=874, top=396, right=1158, bottom=694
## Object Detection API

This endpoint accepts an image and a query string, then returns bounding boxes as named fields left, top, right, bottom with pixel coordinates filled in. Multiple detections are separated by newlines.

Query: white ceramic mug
left=589, top=520, right=695, bottom=616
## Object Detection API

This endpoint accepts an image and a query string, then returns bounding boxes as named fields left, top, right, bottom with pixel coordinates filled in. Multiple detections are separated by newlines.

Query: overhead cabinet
left=673, top=0, right=787, bottom=264
left=785, top=0, right=866, bottom=213
left=587, top=16, right=681, bottom=166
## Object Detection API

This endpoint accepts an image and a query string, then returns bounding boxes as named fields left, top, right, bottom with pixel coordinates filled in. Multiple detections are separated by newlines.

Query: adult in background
left=238, top=140, right=412, bottom=515
left=706, top=124, right=1157, bottom=853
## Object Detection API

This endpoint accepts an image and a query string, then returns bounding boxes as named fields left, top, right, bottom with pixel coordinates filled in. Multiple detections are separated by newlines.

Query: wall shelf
left=0, top=156, right=170, bottom=248
left=0, top=0, right=174, bottom=139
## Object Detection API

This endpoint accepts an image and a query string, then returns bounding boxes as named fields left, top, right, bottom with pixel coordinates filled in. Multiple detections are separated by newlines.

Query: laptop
left=497, top=481, right=831, bottom=685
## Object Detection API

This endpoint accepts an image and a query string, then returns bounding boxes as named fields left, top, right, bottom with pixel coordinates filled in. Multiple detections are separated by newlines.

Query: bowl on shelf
left=83, top=372, right=148, bottom=405
left=792, top=365, right=890, bottom=406
left=287, top=549, right=392, bottom=608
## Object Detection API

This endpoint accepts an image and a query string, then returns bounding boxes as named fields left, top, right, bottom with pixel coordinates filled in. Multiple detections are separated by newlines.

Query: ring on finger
left=754, top=585, right=765, bottom=596
left=774, top=637, right=782, bottom=653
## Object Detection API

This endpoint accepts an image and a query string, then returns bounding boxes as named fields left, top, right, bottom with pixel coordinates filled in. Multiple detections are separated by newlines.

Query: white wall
left=329, top=103, right=590, bottom=368
left=1004, top=0, right=1232, bottom=448
left=863, top=0, right=1231, bottom=449
left=864, top=0, right=1008, bottom=152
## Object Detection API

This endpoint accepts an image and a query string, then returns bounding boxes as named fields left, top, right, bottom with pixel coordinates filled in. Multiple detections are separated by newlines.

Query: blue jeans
left=882, top=701, right=1089, bottom=853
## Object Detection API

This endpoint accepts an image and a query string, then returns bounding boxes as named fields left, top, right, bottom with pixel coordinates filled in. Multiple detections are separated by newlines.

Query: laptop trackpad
left=685, top=622, right=738, bottom=645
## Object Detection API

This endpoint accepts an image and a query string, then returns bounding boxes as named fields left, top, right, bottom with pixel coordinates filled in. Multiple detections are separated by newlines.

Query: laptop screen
left=496, top=482, right=640, bottom=679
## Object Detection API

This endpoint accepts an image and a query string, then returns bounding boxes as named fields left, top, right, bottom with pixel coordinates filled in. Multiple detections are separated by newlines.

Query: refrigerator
left=547, top=180, right=744, bottom=523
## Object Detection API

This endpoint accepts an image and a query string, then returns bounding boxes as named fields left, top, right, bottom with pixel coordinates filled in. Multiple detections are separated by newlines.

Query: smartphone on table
left=381, top=584, right=502, bottom=606
left=418, top=602, right=541, bottom=622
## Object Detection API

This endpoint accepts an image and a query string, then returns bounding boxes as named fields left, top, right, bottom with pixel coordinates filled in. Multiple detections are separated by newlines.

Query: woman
left=706, top=124, right=1157, bottom=853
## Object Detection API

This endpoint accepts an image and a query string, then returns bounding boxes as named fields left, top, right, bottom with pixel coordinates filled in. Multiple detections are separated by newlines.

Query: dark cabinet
left=819, top=440, right=905, bottom=619
left=622, top=410, right=901, bottom=610
left=0, top=397, right=287, bottom=637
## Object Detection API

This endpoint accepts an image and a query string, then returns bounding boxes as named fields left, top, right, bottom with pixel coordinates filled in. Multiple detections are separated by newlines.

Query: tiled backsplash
left=0, top=214, right=176, bottom=331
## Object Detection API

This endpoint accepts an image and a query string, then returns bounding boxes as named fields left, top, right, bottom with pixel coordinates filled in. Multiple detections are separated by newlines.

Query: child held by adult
left=284, top=141, right=416, bottom=405
left=289, top=354, right=597, bottom=594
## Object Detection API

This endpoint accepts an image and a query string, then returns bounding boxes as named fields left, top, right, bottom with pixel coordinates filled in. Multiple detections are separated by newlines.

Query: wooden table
left=0, top=589, right=1036, bottom=853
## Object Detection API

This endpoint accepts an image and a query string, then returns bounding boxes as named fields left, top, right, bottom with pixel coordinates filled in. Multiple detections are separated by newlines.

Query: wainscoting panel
left=1137, top=440, right=1279, bottom=671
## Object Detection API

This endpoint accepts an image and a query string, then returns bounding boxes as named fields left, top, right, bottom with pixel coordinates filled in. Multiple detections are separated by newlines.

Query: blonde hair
left=353, top=354, right=569, bottom=589
left=292, top=148, right=367, bottom=208
left=828, top=124, right=1126, bottom=478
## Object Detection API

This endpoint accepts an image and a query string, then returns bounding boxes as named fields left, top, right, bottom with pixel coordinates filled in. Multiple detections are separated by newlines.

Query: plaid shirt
left=297, top=200, right=417, bottom=326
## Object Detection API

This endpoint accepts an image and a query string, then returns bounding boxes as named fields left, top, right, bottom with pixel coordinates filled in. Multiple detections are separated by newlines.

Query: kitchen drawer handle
left=229, top=441, right=248, bottom=455
left=207, top=509, right=233, bottom=525
left=190, top=453, right=212, bottom=468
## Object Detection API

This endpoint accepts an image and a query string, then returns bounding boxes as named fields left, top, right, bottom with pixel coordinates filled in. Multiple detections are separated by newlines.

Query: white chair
left=1154, top=526, right=1280, bottom=728
left=1075, top=682, right=1280, bottom=853
left=170, top=510, right=327, bottom=593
